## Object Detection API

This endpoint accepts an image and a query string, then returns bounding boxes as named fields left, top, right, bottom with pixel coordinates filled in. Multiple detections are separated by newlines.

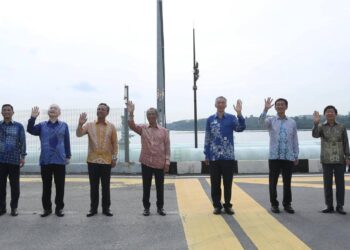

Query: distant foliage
left=167, top=115, right=350, bottom=131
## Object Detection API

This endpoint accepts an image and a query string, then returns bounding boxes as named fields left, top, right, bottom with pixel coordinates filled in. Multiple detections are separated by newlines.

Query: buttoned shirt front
left=259, top=112, right=299, bottom=161
left=0, top=120, right=26, bottom=165
left=204, top=112, right=246, bottom=161
left=312, top=121, right=350, bottom=164
left=77, top=121, right=118, bottom=165
left=128, top=120, right=170, bottom=169
left=27, top=118, right=71, bottom=166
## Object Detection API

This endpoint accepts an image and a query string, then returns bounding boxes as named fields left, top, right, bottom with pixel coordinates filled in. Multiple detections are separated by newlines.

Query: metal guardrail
left=11, top=108, right=124, bottom=165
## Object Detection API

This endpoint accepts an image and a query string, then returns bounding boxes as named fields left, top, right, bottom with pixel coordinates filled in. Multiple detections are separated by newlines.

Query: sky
left=1, top=0, right=350, bottom=122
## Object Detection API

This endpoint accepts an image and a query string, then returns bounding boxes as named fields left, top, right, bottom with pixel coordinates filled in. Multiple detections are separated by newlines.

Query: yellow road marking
left=234, top=177, right=350, bottom=189
left=233, top=182, right=310, bottom=249
left=20, top=177, right=177, bottom=190
left=175, top=179, right=243, bottom=250
left=206, top=179, right=310, bottom=250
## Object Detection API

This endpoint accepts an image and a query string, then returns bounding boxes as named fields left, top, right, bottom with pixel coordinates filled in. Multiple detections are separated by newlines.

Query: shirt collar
left=95, top=120, right=108, bottom=125
left=0, top=120, right=14, bottom=125
left=215, top=112, right=226, bottom=119
left=48, top=120, right=59, bottom=124
left=276, top=114, right=288, bottom=120
left=148, top=123, right=159, bottom=129
left=323, top=120, right=338, bottom=126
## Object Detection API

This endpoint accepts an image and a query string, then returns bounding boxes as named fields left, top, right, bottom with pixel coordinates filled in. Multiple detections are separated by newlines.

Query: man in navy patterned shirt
left=259, top=97, right=299, bottom=214
left=204, top=96, right=246, bottom=215
left=27, top=105, right=71, bottom=217
left=0, top=104, right=26, bottom=216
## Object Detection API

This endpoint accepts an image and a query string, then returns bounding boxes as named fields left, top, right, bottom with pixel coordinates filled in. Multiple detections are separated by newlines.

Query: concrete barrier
left=21, top=159, right=324, bottom=175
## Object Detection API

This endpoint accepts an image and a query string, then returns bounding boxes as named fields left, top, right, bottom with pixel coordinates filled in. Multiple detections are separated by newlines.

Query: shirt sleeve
left=127, top=119, right=142, bottom=135
left=27, top=117, right=41, bottom=135
left=165, top=130, right=171, bottom=166
left=64, top=123, right=71, bottom=159
left=312, top=124, right=322, bottom=138
left=234, top=115, right=246, bottom=132
left=111, top=124, right=118, bottom=157
left=19, top=124, right=27, bottom=159
left=259, top=111, right=271, bottom=129
left=204, top=118, right=211, bottom=160
left=293, top=122, right=299, bottom=159
left=342, top=126, right=350, bottom=159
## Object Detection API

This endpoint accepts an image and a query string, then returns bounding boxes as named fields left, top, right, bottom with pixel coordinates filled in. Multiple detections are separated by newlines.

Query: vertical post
left=124, top=85, right=129, bottom=162
left=157, top=0, right=166, bottom=127
left=193, top=28, right=199, bottom=148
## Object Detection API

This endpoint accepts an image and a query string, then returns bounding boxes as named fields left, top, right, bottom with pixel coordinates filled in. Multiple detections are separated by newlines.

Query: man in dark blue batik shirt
left=204, top=96, right=246, bottom=215
left=27, top=104, right=71, bottom=218
left=0, top=104, right=26, bottom=217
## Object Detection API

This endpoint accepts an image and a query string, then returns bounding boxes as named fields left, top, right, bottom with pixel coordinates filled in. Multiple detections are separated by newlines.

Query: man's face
left=146, top=109, right=157, bottom=124
left=274, top=100, right=287, bottom=114
left=215, top=98, right=227, bottom=113
left=325, top=108, right=336, bottom=122
left=97, top=105, right=109, bottom=119
left=1, top=106, right=14, bottom=120
left=48, top=105, right=60, bottom=118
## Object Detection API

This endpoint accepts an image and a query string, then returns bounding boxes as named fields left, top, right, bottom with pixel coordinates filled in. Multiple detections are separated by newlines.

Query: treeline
left=167, top=115, right=350, bottom=131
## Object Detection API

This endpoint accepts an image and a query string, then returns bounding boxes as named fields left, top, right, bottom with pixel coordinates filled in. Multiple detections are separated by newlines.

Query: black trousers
left=209, top=160, right=234, bottom=209
left=322, top=164, right=345, bottom=208
left=141, top=164, right=164, bottom=209
left=0, top=163, right=20, bottom=210
left=41, top=164, right=66, bottom=211
left=88, top=163, right=111, bottom=212
left=269, top=160, right=293, bottom=207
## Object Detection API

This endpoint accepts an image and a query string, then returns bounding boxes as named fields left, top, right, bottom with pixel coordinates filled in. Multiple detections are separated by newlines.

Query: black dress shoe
left=143, top=209, right=150, bottom=216
left=55, top=209, right=64, bottom=217
left=213, top=207, right=222, bottom=215
left=40, top=209, right=52, bottom=217
left=86, top=210, right=97, bottom=217
left=336, top=206, right=346, bottom=215
left=0, top=209, right=7, bottom=216
left=271, top=206, right=280, bottom=213
left=321, top=207, right=334, bottom=213
left=284, top=205, right=295, bottom=214
left=11, top=208, right=18, bottom=217
left=157, top=208, right=166, bottom=216
left=102, top=209, right=113, bottom=217
left=224, top=207, right=235, bottom=215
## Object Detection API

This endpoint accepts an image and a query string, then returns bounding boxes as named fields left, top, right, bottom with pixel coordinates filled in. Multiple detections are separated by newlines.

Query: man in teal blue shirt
left=259, top=97, right=299, bottom=214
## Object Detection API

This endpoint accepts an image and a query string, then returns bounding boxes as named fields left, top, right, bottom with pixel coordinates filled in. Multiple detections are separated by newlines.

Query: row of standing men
left=0, top=102, right=169, bottom=217
left=0, top=97, right=349, bottom=218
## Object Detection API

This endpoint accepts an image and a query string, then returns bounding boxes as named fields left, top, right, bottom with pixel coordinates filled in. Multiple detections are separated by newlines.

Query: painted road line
left=234, top=178, right=350, bottom=190
left=175, top=179, right=243, bottom=250
left=206, top=179, right=310, bottom=250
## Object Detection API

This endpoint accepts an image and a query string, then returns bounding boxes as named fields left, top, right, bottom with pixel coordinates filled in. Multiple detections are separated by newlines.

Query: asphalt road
left=0, top=174, right=349, bottom=250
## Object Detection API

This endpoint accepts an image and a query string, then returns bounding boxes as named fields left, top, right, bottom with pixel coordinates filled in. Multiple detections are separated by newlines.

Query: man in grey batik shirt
left=312, top=105, right=350, bottom=215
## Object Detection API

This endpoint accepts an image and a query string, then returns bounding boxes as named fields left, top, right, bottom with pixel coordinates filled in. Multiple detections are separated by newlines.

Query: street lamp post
left=193, top=28, right=199, bottom=148
left=124, top=85, right=129, bottom=162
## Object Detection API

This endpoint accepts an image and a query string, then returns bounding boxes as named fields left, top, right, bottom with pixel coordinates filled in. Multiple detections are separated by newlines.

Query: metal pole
left=124, top=85, right=129, bottom=162
left=157, top=0, right=166, bottom=127
left=193, top=28, right=198, bottom=148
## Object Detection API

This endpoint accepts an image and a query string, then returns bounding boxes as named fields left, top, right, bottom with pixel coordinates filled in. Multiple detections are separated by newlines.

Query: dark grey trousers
left=322, top=164, right=345, bottom=207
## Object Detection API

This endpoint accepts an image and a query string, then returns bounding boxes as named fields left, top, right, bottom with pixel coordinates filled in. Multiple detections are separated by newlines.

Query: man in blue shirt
left=27, top=104, right=71, bottom=217
left=0, top=104, right=26, bottom=216
left=259, top=97, right=299, bottom=214
left=204, top=96, right=246, bottom=215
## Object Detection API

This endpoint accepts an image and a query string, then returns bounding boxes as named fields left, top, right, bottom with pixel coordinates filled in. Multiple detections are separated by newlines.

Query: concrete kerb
left=22, top=159, right=323, bottom=175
